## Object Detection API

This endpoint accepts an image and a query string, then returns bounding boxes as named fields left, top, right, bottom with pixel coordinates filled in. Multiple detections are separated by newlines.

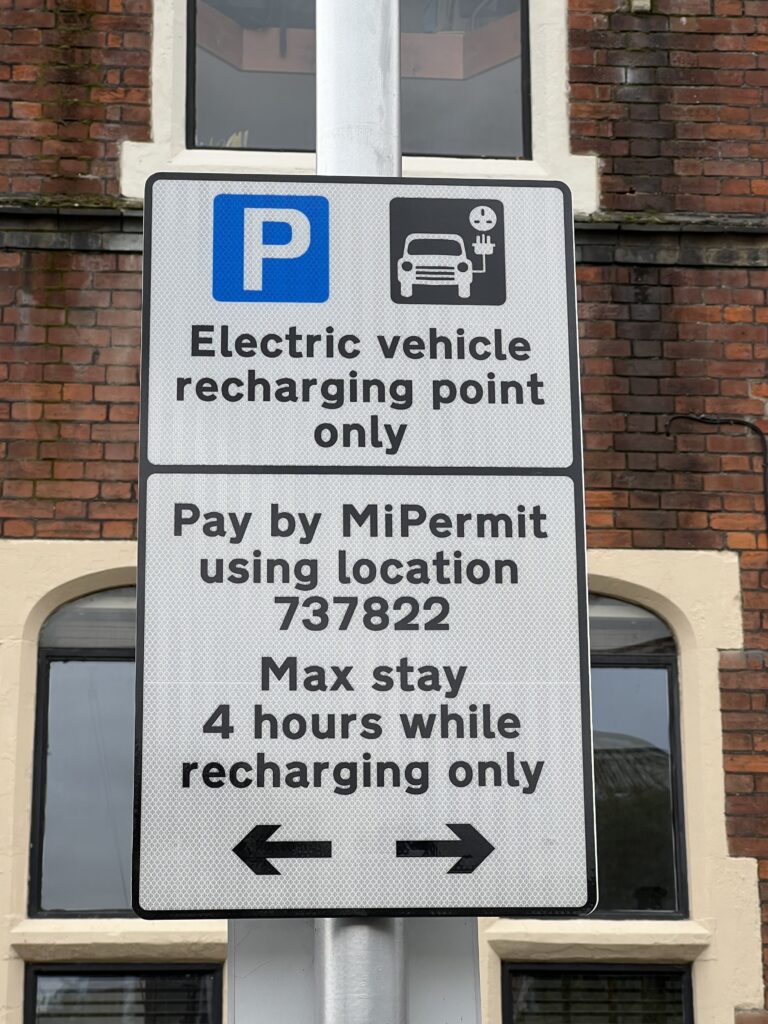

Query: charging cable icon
left=469, top=205, right=497, bottom=275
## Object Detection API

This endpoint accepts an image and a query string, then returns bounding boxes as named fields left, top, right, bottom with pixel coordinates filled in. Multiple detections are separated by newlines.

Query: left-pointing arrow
left=233, top=825, right=333, bottom=875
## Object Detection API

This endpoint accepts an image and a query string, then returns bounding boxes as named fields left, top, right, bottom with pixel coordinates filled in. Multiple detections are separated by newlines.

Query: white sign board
left=134, top=174, right=596, bottom=918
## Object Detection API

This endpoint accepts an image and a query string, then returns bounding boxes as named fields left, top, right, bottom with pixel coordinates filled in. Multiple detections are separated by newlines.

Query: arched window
left=30, top=587, right=683, bottom=918
left=30, top=588, right=137, bottom=916
left=502, top=597, right=688, bottom=1021
left=588, top=594, right=684, bottom=917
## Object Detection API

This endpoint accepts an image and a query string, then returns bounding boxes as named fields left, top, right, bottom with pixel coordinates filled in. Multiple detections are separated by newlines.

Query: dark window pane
left=195, top=48, right=316, bottom=151
left=193, top=0, right=528, bottom=158
left=400, top=0, right=526, bottom=158
left=32, top=971, right=217, bottom=1024
left=39, top=661, right=135, bottom=912
left=592, top=666, right=679, bottom=913
left=505, top=968, right=687, bottom=1023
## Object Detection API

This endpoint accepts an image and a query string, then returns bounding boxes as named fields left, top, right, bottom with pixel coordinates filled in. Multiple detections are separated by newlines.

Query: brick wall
left=578, top=257, right=768, bottom=550
left=574, top=234, right=768, bottom=997
left=3, top=0, right=768, bottom=1011
left=0, top=0, right=150, bottom=203
left=4, top=0, right=768, bottom=216
left=4, top=234, right=768, bottom=999
left=570, top=0, right=768, bottom=215
left=4, top=229, right=768, bottom=1004
left=0, top=240, right=140, bottom=537
left=721, top=548, right=768, bottom=999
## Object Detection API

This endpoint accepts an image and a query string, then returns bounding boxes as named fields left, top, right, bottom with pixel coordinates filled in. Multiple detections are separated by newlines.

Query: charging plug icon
left=469, top=205, right=498, bottom=275
left=473, top=233, right=495, bottom=258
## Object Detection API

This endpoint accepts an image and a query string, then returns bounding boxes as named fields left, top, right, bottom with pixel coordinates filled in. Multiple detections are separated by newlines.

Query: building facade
left=1, top=1, right=768, bottom=1021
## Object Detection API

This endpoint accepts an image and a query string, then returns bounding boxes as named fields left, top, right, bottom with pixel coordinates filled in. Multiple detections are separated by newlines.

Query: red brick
left=87, top=500, right=136, bottom=520
left=35, top=481, right=99, bottom=500
left=35, top=520, right=100, bottom=538
left=102, top=520, right=135, bottom=539
left=43, top=403, right=107, bottom=422
left=2, top=519, right=35, bottom=537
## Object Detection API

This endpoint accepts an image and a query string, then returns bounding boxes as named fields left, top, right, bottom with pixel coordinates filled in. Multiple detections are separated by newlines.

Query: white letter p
left=242, top=208, right=311, bottom=292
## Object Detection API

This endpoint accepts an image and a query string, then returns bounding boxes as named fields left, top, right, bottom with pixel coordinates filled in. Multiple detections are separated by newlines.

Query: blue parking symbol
left=212, top=194, right=329, bottom=303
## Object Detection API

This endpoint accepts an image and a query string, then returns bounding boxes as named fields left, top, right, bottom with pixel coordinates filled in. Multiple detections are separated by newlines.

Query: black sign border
left=134, top=172, right=597, bottom=920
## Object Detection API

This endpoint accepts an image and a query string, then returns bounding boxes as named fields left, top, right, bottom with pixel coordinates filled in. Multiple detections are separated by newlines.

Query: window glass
left=503, top=966, right=689, bottom=1023
left=33, top=588, right=137, bottom=916
left=29, top=969, right=219, bottom=1024
left=193, top=0, right=529, bottom=158
left=39, top=587, right=136, bottom=649
left=38, top=661, right=135, bottom=913
left=400, top=0, right=527, bottom=157
left=589, top=593, right=675, bottom=655
left=592, top=666, right=679, bottom=913
left=587, top=596, right=682, bottom=913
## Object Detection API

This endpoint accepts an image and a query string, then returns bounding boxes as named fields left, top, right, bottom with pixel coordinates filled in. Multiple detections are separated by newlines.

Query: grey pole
left=316, top=0, right=401, bottom=177
left=315, top=918, right=405, bottom=1024
left=314, top=3, right=403, bottom=1023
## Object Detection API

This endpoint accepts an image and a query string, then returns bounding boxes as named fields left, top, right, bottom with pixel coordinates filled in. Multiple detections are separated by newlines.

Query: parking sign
left=135, top=174, right=595, bottom=918
left=212, top=194, right=329, bottom=302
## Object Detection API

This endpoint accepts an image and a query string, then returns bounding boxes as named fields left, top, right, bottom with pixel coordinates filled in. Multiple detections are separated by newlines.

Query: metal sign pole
left=315, top=917, right=405, bottom=1024
left=316, top=0, right=400, bottom=179
left=315, top=3, right=403, bottom=1023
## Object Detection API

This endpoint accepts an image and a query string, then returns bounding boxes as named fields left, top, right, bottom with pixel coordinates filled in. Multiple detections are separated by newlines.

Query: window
left=589, top=595, right=686, bottom=917
left=25, top=967, right=221, bottom=1024
left=30, top=589, right=137, bottom=916
left=502, top=964, right=693, bottom=1024
left=191, top=0, right=530, bottom=158
left=120, top=0, right=598, bottom=209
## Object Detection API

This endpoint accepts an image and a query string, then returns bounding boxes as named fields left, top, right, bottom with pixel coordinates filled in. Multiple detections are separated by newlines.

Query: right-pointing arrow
left=396, top=823, right=494, bottom=874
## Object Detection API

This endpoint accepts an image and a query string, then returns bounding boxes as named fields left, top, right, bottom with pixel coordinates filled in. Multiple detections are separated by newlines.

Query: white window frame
left=120, top=0, right=599, bottom=212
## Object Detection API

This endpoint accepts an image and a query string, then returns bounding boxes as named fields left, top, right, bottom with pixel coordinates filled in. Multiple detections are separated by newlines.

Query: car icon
left=397, top=233, right=473, bottom=299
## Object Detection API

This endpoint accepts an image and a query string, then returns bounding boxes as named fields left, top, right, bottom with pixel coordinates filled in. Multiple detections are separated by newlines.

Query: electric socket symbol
left=469, top=205, right=498, bottom=232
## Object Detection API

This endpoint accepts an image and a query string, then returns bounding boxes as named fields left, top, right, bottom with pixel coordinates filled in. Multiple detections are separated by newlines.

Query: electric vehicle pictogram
left=390, top=196, right=505, bottom=305
left=397, top=233, right=474, bottom=299
left=395, top=205, right=500, bottom=300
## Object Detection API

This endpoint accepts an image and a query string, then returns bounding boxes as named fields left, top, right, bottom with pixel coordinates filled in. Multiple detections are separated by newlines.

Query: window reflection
left=39, top=661, right=135, bottom=913
left=193, top=0, right=528, bottom=158
left=32, top=971, right=217, bottom=1024
left=588, top=594, right=675, bottom=656
left=504, top=967, right=688, bottom=1023
left=592, top=667, right=678, bottom=913
left=39, top=587, right=138, bottom=649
